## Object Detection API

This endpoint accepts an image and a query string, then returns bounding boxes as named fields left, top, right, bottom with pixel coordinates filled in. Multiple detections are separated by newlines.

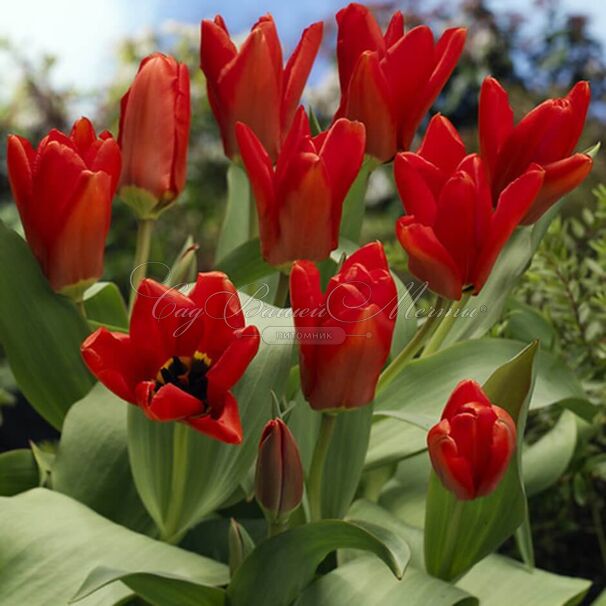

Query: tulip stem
left=161, top=422, right=190, bottom=544
left=274, top=270, right=290, bottom=308
left=307, top=412, right=337, bottom=522
left=422, top=294, right=471, bottom=358
left=377, top=296, right=448, bottom=393
left=129, top=218, right=155, bottom=311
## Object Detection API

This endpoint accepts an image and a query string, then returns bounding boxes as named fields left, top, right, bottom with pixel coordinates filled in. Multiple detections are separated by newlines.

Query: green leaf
left=0, top=488, right=228, bottom=606
left=367, top=338, right=588, bottom=469
left=424, top=342, right=537, bottom=581
left=228, top=520, right=411, bottom=606
left=0, top=222, right=95, bottom=428
left=215, top=163, right=252, bottom=263
left=83, top=282, right=128, bottom=331
left=503, top=301, right=556, bottom=350
left=389, top=274, right=418, bottom=360
left=296, top=555, right=477, bottom=606
left=72, top=568, right=225, bottom=606
left=523, top=410, right=577, bottom=497
left=52, top=383, right=152, bottom=533
left=321, top=405, right=373, bottom=518
left=215, top=238, right=274, bottom=289
left=339, top=158, right=375, bottom=243
left=0, top=449, right=38, bottom=496
left=457, top=554, right=590, bottom=605
left=128, top=296, right=293, bottom=538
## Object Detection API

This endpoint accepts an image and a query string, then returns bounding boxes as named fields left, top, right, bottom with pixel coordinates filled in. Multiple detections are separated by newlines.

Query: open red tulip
left=290, top=242, right=397, bottom=411
left=479, top=77, right=592, bottom=223
left=81, top=273, right=260, bottom=444
left=118, top=52, right=191, bottom=217
left=7, top=117, right=121, bottom=297
left=334, top=2, right=466, bottom=162
left=237, top=106, right=366, bottom=266
left=428, top=380, right=517, bottom=500
left=394, top=114, right=545, bottom=300
left=201, top=14, right=323, bottom=161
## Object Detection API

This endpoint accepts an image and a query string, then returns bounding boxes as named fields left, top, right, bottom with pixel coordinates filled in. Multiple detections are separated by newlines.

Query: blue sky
left=1, top=0, right=604, bottom=93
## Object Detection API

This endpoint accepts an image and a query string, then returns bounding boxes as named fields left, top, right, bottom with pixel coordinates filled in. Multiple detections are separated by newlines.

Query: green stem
left=377, top=296, right=448, bottom=393
left=274, top=270, right=290, bottom=308
left=307, top=413, right=337, bottom=522
left=268, top=517, right=288, bottom=538
left=160, top=422, right=190, bottom=544
left=129, top=218, right=155, bottom=312
left=76, top=299, right=87, bottom=319
left=438, top=499, right=465, bottom=580
left=248, top=181, right=258, bottom=241
left=422, top=293, right=471, bottom=357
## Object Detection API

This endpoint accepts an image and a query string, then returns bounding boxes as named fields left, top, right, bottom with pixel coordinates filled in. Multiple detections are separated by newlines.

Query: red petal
left=199, top=17, right=237, bottom=84
left=343, top=51, right=396, bottom=162
left=81, top=328, right=141, bottom=403
left=187, top=391, right=243, bottom=444
left=384, top=11, right=404, bottom=48
left=207, top=325, right=260, bottom=392
left=472, top=166, right=544, bottom=292
left=6, top=135, right=35, bottom=231
left=396, top=216, right=462, bottom=300
left=523, top=153, right=592, bottom=224
left=418, top=114, right=466, bottom=174
left=442, top=379, right=492, bottom=420
left=142, top=383, right=204, bottom=421
left=394, top=152, right=441, bottom=222
left=282, top=21, right=323, bottom=133
left=336, top=3, right=386, bottom=92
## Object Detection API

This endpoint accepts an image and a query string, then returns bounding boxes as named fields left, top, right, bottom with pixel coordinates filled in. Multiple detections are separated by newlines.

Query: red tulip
left=427, top=380, right=516, bottom=500
left=479, top=77, right=592, bottom=223
left=290, top=242, right=397, bottom=411
left=81, top=273, right=260, bottom=444
left=334, top=2, right=466, bottom=162
left=7, top=117, right=121, bottom=296
left=118, top=53, right=191, bottom=217
left=237, top=107, right=365, bottom=266
left=394, top=115, right=545, bottom=300
left=200, top=14, right=323, bottom=161
left=255, top=418, right=304, bottom=518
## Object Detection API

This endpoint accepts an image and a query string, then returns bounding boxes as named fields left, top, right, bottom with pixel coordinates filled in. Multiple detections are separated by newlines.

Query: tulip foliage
left=0, top=3, right=597, bottom=605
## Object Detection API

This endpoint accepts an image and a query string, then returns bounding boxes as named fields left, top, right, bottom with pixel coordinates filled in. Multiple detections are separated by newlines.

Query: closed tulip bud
left=118, top=53, right=191, bottom=219
left=335, top=3, right=466, bottom=162
left=200, top=14, right=323, bottom=161
left=228, top=518, right=255, bottom=576
left=255, top=418, right=304, bottom=520
left=394, top=114, right=545, bottom=300
left=428, top=380, right=516, bottom=500
left=7, top=117, right=121, bottom=298
left=479, top=77, right=592, bottom=223
left=237, top=107, right=366, bottom=266
left=290, top=242, right=397, bottom=411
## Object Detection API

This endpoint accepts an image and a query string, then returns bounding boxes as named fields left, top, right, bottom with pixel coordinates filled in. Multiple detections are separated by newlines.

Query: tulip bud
left=118, top=53, right=191, bottom=219
left=427, top=380, right=517, bottom=500
left=6, top=117, right=121, bottom=298
left=255, top=418, right=304, bottom=521
left=228, top=518, right=255, bottom=576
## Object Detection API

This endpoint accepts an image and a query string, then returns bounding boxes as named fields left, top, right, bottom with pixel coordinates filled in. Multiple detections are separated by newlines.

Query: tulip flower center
left=154, top=352, right=212, bottom=402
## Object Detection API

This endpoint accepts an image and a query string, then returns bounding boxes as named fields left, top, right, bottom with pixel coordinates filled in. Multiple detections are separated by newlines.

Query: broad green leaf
left=503, top=300, right=557, bottom=350
left=215, top=238, right=274, bottom=289
left=367, top=338, right=587, bottom=469
left=424, top=342, right=537, bottom=581
left=128, top=296, right=293, bottom=539
left=52, top=383, right=152, bottom=533
left=228, top=520, right=411, bottom=606
left=296, top=555, right=477, bottom=606
left=339, top=158, right=375, bottom=243
left=457, top=554, right=590, bottom=605
left=83, top=282, right=128, bottom=331
left=0, top=488, right=228, bottom=606
left=523, top=409, right=578, bottom=497
left=0, top=222, right=94, bottom=428
left=72, top=568, right=225, bottom=606
left=389, top=274, right=418, bottom=359
left=321, top=405, right=373, bottom=519
left=0, top=449, right=38, bottom=496
left=215, top=163, right=252, bottom=263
